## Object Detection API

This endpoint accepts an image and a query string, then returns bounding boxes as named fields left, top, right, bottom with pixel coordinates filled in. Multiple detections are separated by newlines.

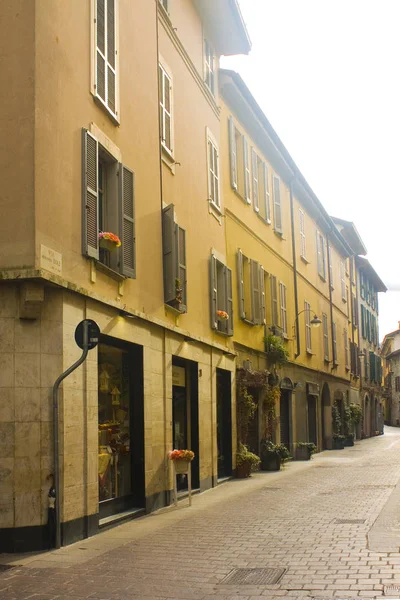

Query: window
left=369, top=351, right=376, bottom=382
left=350, top=342, right=360, bottom=376
left=322, top=313, right=329, bottom=362
left=210, top=254, right=233, bottom=335
left=344, top=329, right=349, bottom=369
left=272, top=175, right=283, bottom=234
left=305, top=301, right=312, bottom=353
left=207, top=130, right=220, bottom=209
left=92, top=0, right=119, bottom=121
left=316, top=231, right=326, bottom=280
left=252, top=150, right=271, bottom=222
left=352, top=295, right=358, bottom=328
left=299, top=209, right=306, bottom=259
left=340, top=261, right=346, bottom=301
left=279, top=282, right=287, bottom=336
left=270, top=275, right=279, bottom=327
left=159, top=63, right=173, bottom=155
left=159, top=0, right=168, bottom=12
left=360, top=272, right=365, bottom=300
left=228, top=117, right=250, bottom=203
left=162, top=205, right=187, bottom=313
left=395, top=376, right=400, bottom=392
left=332, top=321, right=338, bottom=365
left=204, top=39, right=215, bottom=95
left=237, top=250, right=264, bottom=324
left=328, top=245, right=334, bottom=288
left=82, top=129, right=135, bottom=277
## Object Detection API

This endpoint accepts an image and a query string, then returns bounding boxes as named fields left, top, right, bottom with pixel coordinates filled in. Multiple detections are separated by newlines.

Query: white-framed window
left=228, top=117, right=251, bottom=203
left=328, top=245, right=334, bottom=289
left=305, top=301, right=312, bottom=353
left=252, top=149, right=271, bottom=222
left=272, top=175, right=283, bottom=234
left=316, top=231, right=326, bottom=280
left=92, top=0, right=119, bottom=122
left=204, top=38, right=215, bottom=95
left=340, top=261, right=346, bottom=301
left=333, top=321, right=338, bottom=364
left=344, top=328, right=349, bottom=369
left=299, top=209, right=306, bottom=259
left=159, top=62, right=173, bottom=156
left=207, top=129, right=220, bottom=209
left=270, top=275, right=279, bottom=326
left=322, top=313, right=329, bottom=362
left=279, top=282, right=287, bottom=336
left=159, top=0, right=168, bottom=11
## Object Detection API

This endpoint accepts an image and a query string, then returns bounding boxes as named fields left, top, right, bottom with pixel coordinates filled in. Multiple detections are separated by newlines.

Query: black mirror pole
left=52, top=320, right=89, bottom=549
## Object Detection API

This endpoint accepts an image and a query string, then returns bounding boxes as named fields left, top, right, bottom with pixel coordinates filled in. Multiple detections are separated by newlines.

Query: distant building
left=381, top=325, right=400, bottom=426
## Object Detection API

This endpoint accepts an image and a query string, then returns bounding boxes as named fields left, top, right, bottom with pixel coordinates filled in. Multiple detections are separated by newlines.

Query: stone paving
left=2, top=428, right=400, bottom=600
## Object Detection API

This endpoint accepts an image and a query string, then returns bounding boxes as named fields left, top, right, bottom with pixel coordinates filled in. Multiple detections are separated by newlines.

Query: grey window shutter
left=226, top=266, right=233, bottom=336
left=162, top=204, right=176, bottom=303
left=82, top=128, right=99, bottom=259
left=228, top=117, right=237, bottom=190
left=118, top=163, right=135, bottom=278
left=270, top=275, right=278, bottom=325
left=273, top=175, right=282, bottom=233
left=252, top=148, right=259, bottom=212
left=177, top=224, right=187, bottom=309
left=243, top=136, right=251, bottom=203
left=259, top=266, right=266, bottom=324
left=237, top=249, right=245, bottom=319
left=210, top=255, right=218, bottom=329
left=251, top=259, right=261, bottom=324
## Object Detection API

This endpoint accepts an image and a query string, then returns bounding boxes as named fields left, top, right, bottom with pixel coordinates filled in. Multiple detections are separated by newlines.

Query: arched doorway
left=321, top=383, right=331, bottom=449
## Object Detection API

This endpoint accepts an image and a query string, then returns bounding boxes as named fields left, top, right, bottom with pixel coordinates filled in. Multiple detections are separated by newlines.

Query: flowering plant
left=168, top=449, right=195, bottom=461
left=98, top=232, right=121, bottom=247
left=216, top=310, right=229, bottom=320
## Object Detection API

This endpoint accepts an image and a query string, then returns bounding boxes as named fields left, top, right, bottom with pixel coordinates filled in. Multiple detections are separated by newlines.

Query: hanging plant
left=264, top=334, right=289, bottom=367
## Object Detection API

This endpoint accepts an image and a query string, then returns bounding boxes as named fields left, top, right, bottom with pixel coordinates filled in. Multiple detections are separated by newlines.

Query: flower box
left=99, top=232, right=121, bottom=252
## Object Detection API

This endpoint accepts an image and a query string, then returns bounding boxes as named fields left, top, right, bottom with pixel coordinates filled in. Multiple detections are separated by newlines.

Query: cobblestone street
left=2, top=428, right=400, bottom=600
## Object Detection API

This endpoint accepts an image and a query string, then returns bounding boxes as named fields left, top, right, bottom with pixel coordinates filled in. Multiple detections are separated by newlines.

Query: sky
left=221, top=0, right=400, bottom=340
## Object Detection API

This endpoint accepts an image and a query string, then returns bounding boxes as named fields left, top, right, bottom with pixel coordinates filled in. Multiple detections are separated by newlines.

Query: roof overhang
left=193, top=0, right=251, bottom=56
left=219, top=69, right=353, bottom=258
left=331, top=217, right=367, bottom=256
left=355, top=256, right=387, bottom=292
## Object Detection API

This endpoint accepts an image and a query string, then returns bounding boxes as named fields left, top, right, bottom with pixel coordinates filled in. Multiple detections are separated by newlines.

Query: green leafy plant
left=297, top=442, right=317, bottom=457
left=261, top=439, right=291, bottom=462
left=264, top=334, right=289, bottom=367
left=236, top=443, right=261, bottom=471
left=343, top=405, right=352, bottom=436
left=332, top=404, right=342, bottom=436
left=236, top=384, right=257, bottom=446
left=263, top=385, right=280, bottom=440
left=349, top=403, right=363, bottom=425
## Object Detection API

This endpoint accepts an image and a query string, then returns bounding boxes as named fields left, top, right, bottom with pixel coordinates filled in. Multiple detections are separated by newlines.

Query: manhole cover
left=220, top=567, right=286, bottom=585
left=384, top=585, right=400, bottom=595
left=334, top=518, right=366, bottom=524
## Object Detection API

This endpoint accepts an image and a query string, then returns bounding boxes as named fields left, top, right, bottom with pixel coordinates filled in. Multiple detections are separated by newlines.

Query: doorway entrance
left=280, top=390, right=291, bottom=447
left=216, top=368, right=232, bottom=479
left=98, top=336, right=144, bottom=520
left=246, top=386, right=259, bottom=455
left=172, top=357, right=199, bottom=491
left=307, top=395, right=318, bottom=445
left=321, top=383, right=331, bottom=449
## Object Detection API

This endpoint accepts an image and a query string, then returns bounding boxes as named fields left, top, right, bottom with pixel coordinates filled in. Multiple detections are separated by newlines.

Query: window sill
left=241, top=317, right=256, bottom=326
left=95, top=260, right=126, bottom=282
left=274, top=229, right=283, bottom=239
left=161, top=145, right=176, bottom=173
left=208, top=200, right=222, bottom=225
left=300, top=255, right=310, bottom=264
left=165, top=301, right=187, bottom=315
left=257, top=213, right=271, bottom=226
left=233, top=187, right=250, bottom=205
left=306, top=349, right=314, bottom=356
left=318, top=274, right=327, bottom=283
left=93, top=94, right=120, bottom=126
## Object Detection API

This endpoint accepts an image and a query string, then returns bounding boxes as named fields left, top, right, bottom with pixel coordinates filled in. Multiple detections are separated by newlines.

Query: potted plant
left=343, top=406, right=354, bottom=447
left=216, top=310, right=229, bottom=321
left=296, top=442, right=317, bottom=460
left=168, top=449, right=195, bottom=474
left=264, top=334, right=289, bottom=367
left=260, top=439, right=290, bottom=471
left=235, top=443, right=260, bottom=478
left=331, top=404, right=345, bottom=449
left=333, top=433, right=346, bottom=449
left=98, top=231, right=121, bottom=252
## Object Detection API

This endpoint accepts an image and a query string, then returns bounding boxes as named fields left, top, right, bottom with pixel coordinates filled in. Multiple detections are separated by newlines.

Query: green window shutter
left=177, top=225, right=187, bottom=309
left=361, top=305, right=365, bottom=338
left=272, top=175, right=282, bottom=233
left=226, top=266, right=233, bottom=336
left=367, top=310, right=371, bottom=342
left=252, top=148, right=259, bottom=213
left=250, top=259, right=261, bottom=324
left=237, top=249, right=245, bottom=320
left=259, top=266, right=266, bottom=324
left=369, top=351, right=375, bottom=382
left=162, top=204, right=176, bottom=303
left=228, top=117, right=237, bottom=191
left=118, top=163, right=135, bottom=278
left=243, top=137, right=251, bottom=203
left=82, top=129, right=99, bottom=259
left=210, top=255, right=218, bottom=329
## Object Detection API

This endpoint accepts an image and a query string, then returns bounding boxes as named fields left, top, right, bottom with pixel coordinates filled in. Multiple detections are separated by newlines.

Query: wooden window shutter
left=361, top=305, right=365, bottom=338
left=252, top=149, right=259, bottom=212
left=243, top=137, right=251, bottom=203
left=316, top=231, right=322, bottom=277
left=177, top=225, right=187, bottom=308
left=228, top=117, right=237, bottom=190
left=260, top=266, right=266, bottom=324
left=95, top=0, right=117, bottom=115
left=263, top=163, right=271, bottom=221
left=118, top=164, right=135, bottom=278
left=82, top=129, right=99, bottom=259
left=250, top=259, right=261, bottom=324
left=96, top=0, right=106, bottom=104
left=273, top=175, right=282, bottom=233
left=299, top=209, right=306, bottom=258
left=328, top=245, right=334, bottom=288
left=226, top=266, right=233, bottom=336
left=106, top=0, right=116, bottom=114
left=162, top=204, right=176, bottom=303
left=210, top=255, right=218, bottom=329
left=332, top=322, right=337, bottom=363
left=237, top=249, right=245, bottom=320
left=270, top=275, right=278, bottom=325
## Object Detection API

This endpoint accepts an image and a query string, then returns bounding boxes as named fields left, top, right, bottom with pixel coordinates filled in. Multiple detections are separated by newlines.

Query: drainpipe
left=326, top=234, right=335, bottom=370
left=289, top=179, right=300, bottom=358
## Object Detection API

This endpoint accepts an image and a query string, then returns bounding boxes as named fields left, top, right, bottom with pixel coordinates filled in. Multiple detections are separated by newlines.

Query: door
left=307, top=396, right=317, bottom=445
left=217, top=369, right=232, bottom=479
left=280, top=390, right=290, bottom=447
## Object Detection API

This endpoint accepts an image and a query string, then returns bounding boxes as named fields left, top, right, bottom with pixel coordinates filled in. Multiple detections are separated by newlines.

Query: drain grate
left=220, top=567, right=286, bottom=585
left=334, top=518, right=366, bottom=524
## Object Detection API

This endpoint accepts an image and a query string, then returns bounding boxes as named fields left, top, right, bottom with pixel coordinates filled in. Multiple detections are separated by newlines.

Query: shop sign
left=172, top=365, right=186, bottom=387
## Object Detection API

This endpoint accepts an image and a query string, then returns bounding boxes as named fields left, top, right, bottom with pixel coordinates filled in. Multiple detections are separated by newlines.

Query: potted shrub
left=331, top=404, right=345, bottom=449
left=260, top=439, right=290, bottom=471
left=333, top=434, right=346, bottom=449
left=343, top=406, right=354, bottom=447
left=264, top=334, right=289, bottom=367
left=296, top=442, right=317, bottom=460
left=235, top=443, right=260, bottom=478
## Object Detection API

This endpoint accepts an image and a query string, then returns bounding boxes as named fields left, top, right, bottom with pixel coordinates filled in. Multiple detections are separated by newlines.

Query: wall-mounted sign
left=40, top=245, right=62, bottom=275
left=172, top=365, right=186, bottom=387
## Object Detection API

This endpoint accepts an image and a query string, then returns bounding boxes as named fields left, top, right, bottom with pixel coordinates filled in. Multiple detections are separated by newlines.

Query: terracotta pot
left=235, top=462, right=252, bottom=478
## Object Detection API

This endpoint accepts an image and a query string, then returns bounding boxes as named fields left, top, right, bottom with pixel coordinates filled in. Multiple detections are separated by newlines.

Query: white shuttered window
left=299, top=209, right=306, bottom=259
left=323, top=313, right=329, bottom=361
left=93, top=0, right=118, bottom=120
left=159, top=63, right=173, bottom=155
left=279, top=282, right=287, bottom=335
left=207, top=132, right=220, bottom=209
left=204, top=39, right=215, bottom=95
left=272, top=175, right=282, bottom=234
left=305, top=301, right=312, bottom=352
